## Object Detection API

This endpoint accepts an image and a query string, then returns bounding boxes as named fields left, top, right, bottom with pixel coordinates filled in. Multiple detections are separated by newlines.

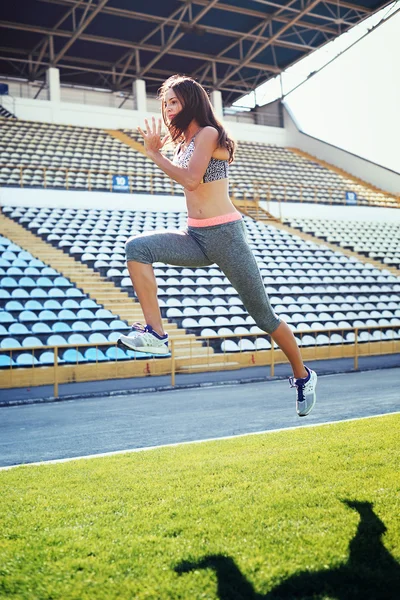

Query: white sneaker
left=289, top=366, right=317, bottom=417
left=118, top=323, right=169, bottom=355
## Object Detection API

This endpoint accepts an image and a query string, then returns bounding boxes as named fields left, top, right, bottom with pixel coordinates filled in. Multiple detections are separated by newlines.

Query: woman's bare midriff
left=185, top=178, right=238, bottom=219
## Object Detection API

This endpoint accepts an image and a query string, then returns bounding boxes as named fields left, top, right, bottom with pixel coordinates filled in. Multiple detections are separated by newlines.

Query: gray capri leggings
left=125, top=219, right=281, bottom=334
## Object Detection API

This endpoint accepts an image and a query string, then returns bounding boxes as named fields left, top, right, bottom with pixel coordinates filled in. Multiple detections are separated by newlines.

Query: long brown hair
left=158, top=75, right=236, bottom=164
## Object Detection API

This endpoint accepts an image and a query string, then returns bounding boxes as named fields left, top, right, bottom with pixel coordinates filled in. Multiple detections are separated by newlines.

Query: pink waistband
left=187, top=211, right=242, bottom=228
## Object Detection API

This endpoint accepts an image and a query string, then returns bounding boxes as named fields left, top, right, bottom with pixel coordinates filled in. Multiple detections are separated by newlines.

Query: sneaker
left=289, top=366, right=317, bottom=417
left=118, top=323, right=169, bottom=355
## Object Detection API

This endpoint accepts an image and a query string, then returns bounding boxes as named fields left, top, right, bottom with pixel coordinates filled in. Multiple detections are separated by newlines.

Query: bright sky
left=233, top=2, right=400, bottom=172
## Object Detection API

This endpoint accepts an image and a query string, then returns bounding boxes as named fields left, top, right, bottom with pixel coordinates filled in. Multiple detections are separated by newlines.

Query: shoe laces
left=129, top=322, right=146, bottom=334
left=289, top=376, right=305, bottom=402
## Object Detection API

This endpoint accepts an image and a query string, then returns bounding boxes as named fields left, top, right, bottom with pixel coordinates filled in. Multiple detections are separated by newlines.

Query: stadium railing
left=1, top=323, right=398, bottom=398
left=1, top=163, right=398, bottom=208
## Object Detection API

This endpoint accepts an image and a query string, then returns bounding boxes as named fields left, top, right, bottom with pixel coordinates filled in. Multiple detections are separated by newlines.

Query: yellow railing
left=0, top=323, right=398, bottom=398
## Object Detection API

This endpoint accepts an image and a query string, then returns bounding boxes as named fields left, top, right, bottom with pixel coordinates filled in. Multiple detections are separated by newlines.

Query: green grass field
left=1, top=414, right=399, bottom=600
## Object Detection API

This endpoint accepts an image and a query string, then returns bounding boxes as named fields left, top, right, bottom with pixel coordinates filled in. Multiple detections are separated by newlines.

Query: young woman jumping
left=118, top=74, right=317, bottom=416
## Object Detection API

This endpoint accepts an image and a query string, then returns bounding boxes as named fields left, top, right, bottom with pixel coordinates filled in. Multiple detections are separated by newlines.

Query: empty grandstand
left=0, top=0, right=399, bottom=396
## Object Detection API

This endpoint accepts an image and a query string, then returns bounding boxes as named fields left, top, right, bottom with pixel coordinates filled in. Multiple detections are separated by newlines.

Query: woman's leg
left=270, top=321, right=307, bottom=379
left=127, top=262, right=165, bottom=336
left=197, top=221, right=307, bottom=378
left=125, top=229, right=212, bottom=335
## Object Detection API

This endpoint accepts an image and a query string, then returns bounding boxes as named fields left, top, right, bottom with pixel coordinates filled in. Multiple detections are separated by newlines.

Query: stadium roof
left=0, top=0, right=392, bottom=105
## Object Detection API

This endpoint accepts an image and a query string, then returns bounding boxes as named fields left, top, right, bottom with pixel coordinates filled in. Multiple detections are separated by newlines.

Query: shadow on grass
left=175, top=500, right=400, bottom=599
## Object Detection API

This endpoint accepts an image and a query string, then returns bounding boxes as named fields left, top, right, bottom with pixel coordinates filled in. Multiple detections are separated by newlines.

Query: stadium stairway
left=105, top=129, right=147, bottom=156
left=0, top=212, right=242, bottom=370
left=233, top=198, right=280, bottom=223
left=288, top=147, right=399, bottom=204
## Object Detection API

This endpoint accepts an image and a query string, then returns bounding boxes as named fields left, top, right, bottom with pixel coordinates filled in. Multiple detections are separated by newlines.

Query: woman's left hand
left=138, top=117, right=168, bottom=154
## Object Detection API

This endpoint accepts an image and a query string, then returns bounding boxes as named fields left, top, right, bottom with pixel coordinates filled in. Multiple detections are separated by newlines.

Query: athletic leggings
left=125, top=218, right=281, bottom=334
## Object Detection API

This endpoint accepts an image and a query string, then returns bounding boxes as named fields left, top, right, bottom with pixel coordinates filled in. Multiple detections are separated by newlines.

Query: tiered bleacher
left=3, top=206, right=400, bottom=355
left=0, top=234, right=152, bottom=367
left=284, top=218, right=400, bottom=269
left=0, top=118, right=396, bottom=207
left=0, top=119, right=182, bottom=195
left=121, top=128, right=397, bottom=207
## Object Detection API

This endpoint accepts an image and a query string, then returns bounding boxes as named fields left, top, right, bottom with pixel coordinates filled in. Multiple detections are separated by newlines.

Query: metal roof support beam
left=216, top=0, right=323, bottom=90
left=138, top=0, right=221, bottom=78
left=35, top=0, right=110, bottom=78
left=114, top=2, right=189, bottom=85
left=29, top=0, right=88, bottom=79
left=0, top=24, right=280, bottom=75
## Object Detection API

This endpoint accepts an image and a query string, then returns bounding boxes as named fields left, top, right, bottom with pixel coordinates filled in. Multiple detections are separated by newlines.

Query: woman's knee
left=125, top=234, right=152, bottom=264
left=253, top=311, right=281, bottom=335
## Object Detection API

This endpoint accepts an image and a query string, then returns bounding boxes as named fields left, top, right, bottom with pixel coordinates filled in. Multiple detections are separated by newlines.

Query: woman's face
left=163, top=88, right=183, bottom=122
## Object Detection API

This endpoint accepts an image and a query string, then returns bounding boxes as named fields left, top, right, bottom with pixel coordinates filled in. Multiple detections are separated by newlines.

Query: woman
left=118, top=74, right=317, bottom=416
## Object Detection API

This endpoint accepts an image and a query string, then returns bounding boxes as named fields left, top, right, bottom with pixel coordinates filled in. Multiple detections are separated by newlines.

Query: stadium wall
left=2, top=188, right=400, bottom=223
left=283, top=105, right=400, bottom=196
left=4, top=95, right=287, bottom=146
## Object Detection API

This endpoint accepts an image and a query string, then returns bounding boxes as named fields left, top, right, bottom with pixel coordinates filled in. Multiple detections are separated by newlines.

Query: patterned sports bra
left=173, top=131, right=229, bottom=183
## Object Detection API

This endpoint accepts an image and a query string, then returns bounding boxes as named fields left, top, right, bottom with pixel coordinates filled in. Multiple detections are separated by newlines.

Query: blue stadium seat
left=19, top=276, right=36, bottom=288
left=106, top=347, right=129, bottom=360
left=109, top=320, right=128, bottom=330
left=59, top=309, right=77, bottom=320
left=62, top=299, right=80, bottom=309
left=108, top=331, right=121, bottom=342
left=9, top=323, right=29, bottom=335
left=67, top=333, right=87, bottom=345
left=43, top=300, right=62, bottom=309
left=80, top=298, right=97, bottom=308
left=85, top=348, right=108, bottom=362
left=39, top=309, right=58, bottom=321
left=48, top=288, right=66, bottom=297
left=0, top=355, right=15, bottom=367
left=52, top=322, right=71, bottom=333
left=38, top=351, right=64, bottom=365
left=1, top=337, right=21, bottom=349
left=19, top=310, right=39, bottom=322
left=4, top=300, right=23, bottom=311
left=18, top=251, right=32, bottom=261
left=25, top=300, right=43, bottom=310
left=22, top=336, right=43, bottom=347
left=41, top=267, right=58, bottom=275
left=29, top=259, right=45, bottom=267
left=30, top=288, right=47, bottom=298
left=54, top=276, right=71, bottom=287
left=16, top=354, right=39, bottom=366
left=71, top=321, right=91, bottom=332
left=62, top=349, right=87, bottom=363
left=25, top=267, right=40, bottom=275
left=31, top=322, right=52, bottom=334
left=77, top=309, right=94, bottom=320
left=88, top=332, right=108, bottom=343
left=91, top=320, right=109, bottom=330
left=1, top=277, right=18, bottom=288
left=47, top=334, right=69, bottom=346
left=96, top=308, right=113, bottom=318
left=7, top=267, right=23, bottom=275
left=66, top=288, right=84, bottom=297
left=37, top=276, right=53, bottom=287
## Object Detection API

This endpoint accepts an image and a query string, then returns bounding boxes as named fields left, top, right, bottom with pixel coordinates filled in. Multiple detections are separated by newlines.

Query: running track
left=1, top=369, right=399, bottom=469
